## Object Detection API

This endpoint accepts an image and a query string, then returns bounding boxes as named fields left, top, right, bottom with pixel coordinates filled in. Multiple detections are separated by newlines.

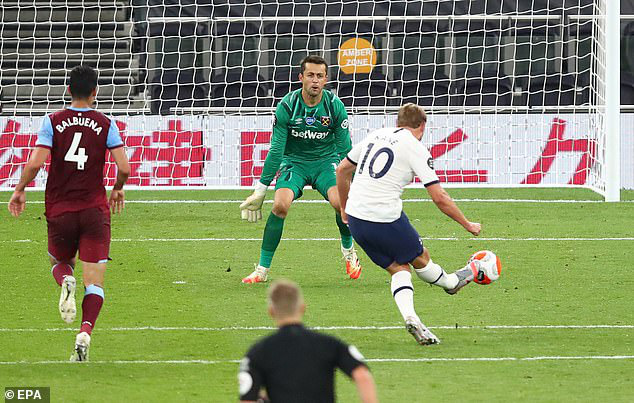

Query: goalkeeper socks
left=413, top=259, right=459, bottom=290
left=80, top=284, right=104, bottom=335
left=259, top=212, right=285, bottom=268
left=52, top=263, right=73, bottom=286
left=390, top=271, right=418, bottom=321
left=335, top=213, right=353, bottom=249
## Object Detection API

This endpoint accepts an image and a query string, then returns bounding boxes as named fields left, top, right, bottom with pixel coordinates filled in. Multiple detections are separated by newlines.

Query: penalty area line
left=1, top=355, right=633, bottom=365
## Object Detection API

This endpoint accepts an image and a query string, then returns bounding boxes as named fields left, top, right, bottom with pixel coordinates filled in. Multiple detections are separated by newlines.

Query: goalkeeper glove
left=240, top=181, right=268, bottom=223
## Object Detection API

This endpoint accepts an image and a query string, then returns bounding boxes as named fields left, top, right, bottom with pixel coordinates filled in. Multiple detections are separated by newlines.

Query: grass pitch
left=0, top=188, right=633, bottom=402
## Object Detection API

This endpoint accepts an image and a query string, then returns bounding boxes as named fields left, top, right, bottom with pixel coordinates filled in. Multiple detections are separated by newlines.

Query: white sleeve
left=346, top=140, right=364, bottom=165
left=408, top=140, right=439, bottom=186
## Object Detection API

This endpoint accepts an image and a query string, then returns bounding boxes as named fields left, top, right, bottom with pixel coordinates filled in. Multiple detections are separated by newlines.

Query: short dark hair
left=69, top=65, right=98, bottom=99
left=300, top=55, right=328, bottom=76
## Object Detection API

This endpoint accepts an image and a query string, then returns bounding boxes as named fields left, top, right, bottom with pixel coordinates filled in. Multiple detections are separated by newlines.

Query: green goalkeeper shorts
left=274, top=158, right=339, bottom=200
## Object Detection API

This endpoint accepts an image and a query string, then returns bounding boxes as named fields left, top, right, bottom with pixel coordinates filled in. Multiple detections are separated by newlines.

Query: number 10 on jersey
left=358, top=143, right=394, bottom=179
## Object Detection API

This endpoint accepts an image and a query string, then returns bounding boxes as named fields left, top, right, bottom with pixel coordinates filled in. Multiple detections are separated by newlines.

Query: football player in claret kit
left=336, top=103, right=501, bottom=345
left=8, top=65, right=131, bottom=361
left=239, top=55, right=362, bottom=283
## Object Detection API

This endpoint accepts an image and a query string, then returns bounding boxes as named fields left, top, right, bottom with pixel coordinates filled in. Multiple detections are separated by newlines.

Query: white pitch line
left=10, top=199, right=633, bottom=204
left=0, top=324, right=631, bottom=332
left=4, top=236, right=634, bottom=243
left=1, top=355, right=633, bottom=365
left=108, top=237, right=634, bottom=242
left=365, top=355, right=634, bottom=363
left=0, top=359, right=240, bottom=365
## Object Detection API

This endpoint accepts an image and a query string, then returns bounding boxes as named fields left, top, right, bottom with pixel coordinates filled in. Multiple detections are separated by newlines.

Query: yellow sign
left=338, top=38, right=377, bottom=74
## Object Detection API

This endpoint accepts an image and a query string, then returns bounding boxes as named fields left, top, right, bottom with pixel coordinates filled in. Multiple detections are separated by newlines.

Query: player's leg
left=46, top=213, right=80, bottom=324
left=386, top=263, right=439, bottom=345
left=410, top=248, right=477, bottom=295
left=243, top=164, right=307, bottom=283
left=50, top=256, right=76, bottom=284
left=255, top=188, right=293, bottom=278
left=70, top=261, right=106, bottom=362
left=347, top=214, right=438, bottom=345
left=315, top=161, right=361, bottom=278
left=70, top=207, right=111, bottom=362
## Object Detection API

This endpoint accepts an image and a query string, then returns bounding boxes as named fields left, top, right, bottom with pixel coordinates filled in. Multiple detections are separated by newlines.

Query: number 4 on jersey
left=65, top=132, right=88, bottom=170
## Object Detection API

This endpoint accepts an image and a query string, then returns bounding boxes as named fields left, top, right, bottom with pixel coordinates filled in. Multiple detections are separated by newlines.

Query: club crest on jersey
left=305, top=116, right=316, bottom=126
left=320, top=116, right=331, bottom=126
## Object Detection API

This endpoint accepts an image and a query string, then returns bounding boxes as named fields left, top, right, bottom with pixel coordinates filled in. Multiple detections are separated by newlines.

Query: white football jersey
left=345, top=127, right=439, bottom=222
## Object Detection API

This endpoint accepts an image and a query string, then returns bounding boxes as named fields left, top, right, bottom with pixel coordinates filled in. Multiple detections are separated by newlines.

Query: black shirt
left=238, top=324, right=367, bottom=402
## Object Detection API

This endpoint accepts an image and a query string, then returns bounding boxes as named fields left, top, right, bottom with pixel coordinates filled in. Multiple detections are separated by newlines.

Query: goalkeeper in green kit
left=240, top=55, right=362, bottom=283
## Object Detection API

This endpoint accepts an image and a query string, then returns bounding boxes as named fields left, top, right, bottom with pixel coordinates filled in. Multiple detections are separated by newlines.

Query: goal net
left=0, top=1, right=620, bottom=197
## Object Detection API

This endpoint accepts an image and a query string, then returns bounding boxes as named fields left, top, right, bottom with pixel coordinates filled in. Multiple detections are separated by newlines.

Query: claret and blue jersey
left=35, top=106, right=124, bottom=217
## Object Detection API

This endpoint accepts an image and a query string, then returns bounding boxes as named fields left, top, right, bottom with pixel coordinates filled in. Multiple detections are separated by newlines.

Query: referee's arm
left=351, top=365, right=378, bottom=403
left=238, top=354, right=265, bottom=403
left=335, top=342, right=378, bottom=403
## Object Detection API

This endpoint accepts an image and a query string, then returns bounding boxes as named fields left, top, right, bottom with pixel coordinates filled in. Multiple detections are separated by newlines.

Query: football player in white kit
left=336, top=103, right=491, bottom=345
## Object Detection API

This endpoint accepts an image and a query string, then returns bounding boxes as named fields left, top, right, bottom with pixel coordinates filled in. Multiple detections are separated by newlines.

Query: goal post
left=0, top=1, right=623, bottom=199
left=604, top=0, right=621, bottom=201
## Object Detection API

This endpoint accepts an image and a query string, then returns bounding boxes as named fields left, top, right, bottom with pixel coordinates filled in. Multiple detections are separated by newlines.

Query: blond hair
left=268, top=279, right=304, bottom=318
left=396, top=103, right=427, bottom=128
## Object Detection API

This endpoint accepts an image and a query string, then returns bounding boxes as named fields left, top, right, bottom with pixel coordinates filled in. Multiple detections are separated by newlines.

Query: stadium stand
left=622, top=71, right=634, bottom=105
left=0, top=0, right=140, bottom=111
left=210, top=67, right=270, bottom=108
left=452, top=67, right=513, bottom=107
left=394, top=67, right=451, bottom=107
left=272, top=66, right=302, bottom=101
left=332, top=69, right=392, bottom=108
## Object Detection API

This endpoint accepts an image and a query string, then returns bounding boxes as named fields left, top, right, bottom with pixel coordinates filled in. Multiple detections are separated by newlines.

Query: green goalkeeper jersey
left=258, top=88, right=351, bottom=186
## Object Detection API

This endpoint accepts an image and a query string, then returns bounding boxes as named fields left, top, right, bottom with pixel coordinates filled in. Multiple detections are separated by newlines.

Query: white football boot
left=445, top=261, right=479, bottom=295
left=242, top=265, right=269, bottom=284
left=70, top=331, right=91, bottom=362
left=405, top=317, right=440, bottom=345
left=59, top=276, right=77, bottom=323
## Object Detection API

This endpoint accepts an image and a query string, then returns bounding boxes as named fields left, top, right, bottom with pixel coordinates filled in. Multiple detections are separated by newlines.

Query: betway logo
left=290, top=129, right=329, bottom=140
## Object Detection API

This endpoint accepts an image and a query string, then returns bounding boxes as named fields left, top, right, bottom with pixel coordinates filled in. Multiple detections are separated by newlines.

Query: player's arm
left=8, top=115, right=53, bottom=217
left=8, top=147, right=50, bottom=217
left=106, top=118, right=130, bottom=214
left=408, top=140, right=480, bottom=236
left=109, top=147, right=130, bottom=214
left=336, top=140, right=362, bottom=223
left=335, top=156, right=357, bottom=224
left=240, top=105, right=290, bottom=223
left=426, top=184, right=480, bottom=236
left=332, top=98, right=351, bottom=161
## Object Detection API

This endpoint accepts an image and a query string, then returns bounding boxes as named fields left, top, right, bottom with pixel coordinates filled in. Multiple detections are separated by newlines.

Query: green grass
left=0, top=188, right=633, bottom=402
